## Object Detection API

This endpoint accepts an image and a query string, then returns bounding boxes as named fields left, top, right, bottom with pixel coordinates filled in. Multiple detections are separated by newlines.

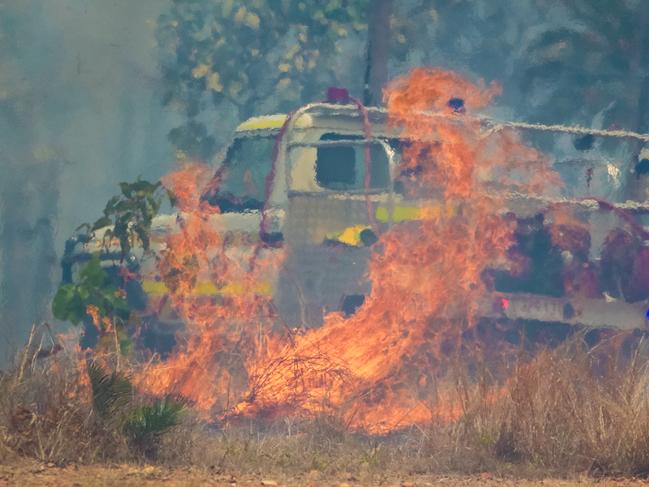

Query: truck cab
left=201, top=102, right=401, bottom=327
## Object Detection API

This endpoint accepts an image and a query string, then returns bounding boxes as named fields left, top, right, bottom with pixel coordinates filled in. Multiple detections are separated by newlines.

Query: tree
left=511, top=1, right=649, bottom=200
left=363, top=0, right=393, bottom=106
left=157, top=0, right=370, bottom=160
left=514, top=2, right=642, bottom=123
left=394, top=0, right=649, bottom=201
left=52, top=178, right=170, bottom=355
left=0, top=1, right=62, bottom=363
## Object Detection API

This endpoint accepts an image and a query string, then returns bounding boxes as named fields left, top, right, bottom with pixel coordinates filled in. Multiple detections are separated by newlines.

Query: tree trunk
left=363, top=0, right=393, bottom=106
left=624, top=5, right=649, bottom=202
left=0, top=156, right=60, bottom=365
left=626, top=77, right=649, bottom=202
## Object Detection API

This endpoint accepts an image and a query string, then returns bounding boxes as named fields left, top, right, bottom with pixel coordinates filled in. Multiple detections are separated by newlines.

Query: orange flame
left=138, top=68, right=561, bottom=433
left=136, top=163, right=281, bottom=413
left=229, top=68, right=559, bottom=433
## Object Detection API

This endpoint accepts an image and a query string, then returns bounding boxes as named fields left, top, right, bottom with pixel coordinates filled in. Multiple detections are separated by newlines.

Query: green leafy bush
left=88, top=361, right=133, bottom=420
left=87, top=362, right=185, bottom=459
left=124, top=397, right=186, bottom=459
left=52, top=256, right=129, bottom=326
left=81, top=178, right=167, bottom=258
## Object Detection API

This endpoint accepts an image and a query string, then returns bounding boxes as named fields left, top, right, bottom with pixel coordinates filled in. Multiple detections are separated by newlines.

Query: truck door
left=275, top=132, right=396, bottom=327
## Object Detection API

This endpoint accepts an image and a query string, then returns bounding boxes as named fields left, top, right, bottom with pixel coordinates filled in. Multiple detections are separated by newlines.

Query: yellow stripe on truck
left=375, top=202, right=457, bottom=223
left=326, top=203, right=458, bottom=247
left=142, top=280, right=273, bottom=297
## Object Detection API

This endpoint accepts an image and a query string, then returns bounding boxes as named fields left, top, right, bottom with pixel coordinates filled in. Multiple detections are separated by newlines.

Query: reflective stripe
left=142, top=280, right=273, bottom=297
left=375, top=206, right=420, bottom=222
left=325, top=203, right=458, bottom=247
left=375, top=202, right=457, bottom=223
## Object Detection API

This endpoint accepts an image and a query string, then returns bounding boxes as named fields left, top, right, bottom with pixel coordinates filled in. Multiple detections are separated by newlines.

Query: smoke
left=0, top=0, right=640, bottom=369
left=0, top=0, right=177, bottom=365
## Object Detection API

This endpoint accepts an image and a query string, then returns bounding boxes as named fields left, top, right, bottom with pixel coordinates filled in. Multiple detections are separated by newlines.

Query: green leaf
left=102, top=229, right=114, bottom=248
left=67, top=298, right=86, bottom=325
left=75, top=222, right=92, bottom=234
left=104, top=196, right=121, bottom=212
left=88, top=362, right=133, bottom=419
left=118, top=332, right=133, bottom=356
left=53, top=252, right=131, bottom=326
left=80, top=256, right=108, bottom=288
left=134, top=225, right=150, bottom=251
left=124, top=396, right=185, bottom=440
left=130, top=179, right=159, bottom=193
left=123, top=395, right=185, bottom=458
left=119, top=182, right=133, bottom=198
left=52, top=284, right=77, bottom=321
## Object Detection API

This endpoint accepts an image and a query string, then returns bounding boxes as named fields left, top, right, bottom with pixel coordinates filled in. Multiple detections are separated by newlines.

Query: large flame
left=138, top=68, right=561, bottom=433
left=136, top=163, right=281, bottom=412
left=231, top=68, right=559, bottom=432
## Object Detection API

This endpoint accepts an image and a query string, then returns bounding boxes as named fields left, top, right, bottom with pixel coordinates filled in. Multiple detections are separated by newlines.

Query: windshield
left=204, top=135, right=275, bottom=212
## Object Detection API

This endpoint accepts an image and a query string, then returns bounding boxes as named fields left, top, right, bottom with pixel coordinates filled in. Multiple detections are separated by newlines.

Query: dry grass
left=415, top=333, right=649, bottom=477
left=3, top=329, right=649, bottom=480
left=495, top=336, right=649, bottom=476
left=0, top=334, right=130, bottom=464
left=150, top=332, right=649, bottom=479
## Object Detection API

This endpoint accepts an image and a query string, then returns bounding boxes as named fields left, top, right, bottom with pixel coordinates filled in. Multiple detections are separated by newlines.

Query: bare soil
left=1, top=461, right=648, bottom=487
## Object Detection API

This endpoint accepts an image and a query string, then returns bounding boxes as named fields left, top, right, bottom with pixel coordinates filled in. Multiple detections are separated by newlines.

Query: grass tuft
left=124, top=396, right=185, bottom=459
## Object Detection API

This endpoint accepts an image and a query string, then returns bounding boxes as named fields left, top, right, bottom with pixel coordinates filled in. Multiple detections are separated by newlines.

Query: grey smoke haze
left=0, top=0, right=643, bottom=365
left=0, top=0, right=180, bottom=362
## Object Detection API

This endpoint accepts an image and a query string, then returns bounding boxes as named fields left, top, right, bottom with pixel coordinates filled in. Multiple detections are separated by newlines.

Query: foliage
left=514, top=1, right=649, bottom=131
left=87, top=361, right=185, bottom=458
left=88, top=361, right=133, bottom=420
left=509, top=1, right=649, bottom=199
left=0, top=346, right=186, bottom=463
left=52, top=256, right=129, bottom=326
left=156, top=0, right=369, bottom=159
left=79, top=178, right=168, bottom=258
left=54, top=178, right=170, bottom=330
left=392, top=1, right=649, bottom=130
left=0, top=345, right=123, bottom=463
left=124, top=396, right=186, bottom=458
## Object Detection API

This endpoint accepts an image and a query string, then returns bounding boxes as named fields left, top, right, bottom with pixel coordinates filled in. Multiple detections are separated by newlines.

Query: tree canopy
left=514, top=1, right=649, bottom=131
left=157, top=0, right=370, bottom=160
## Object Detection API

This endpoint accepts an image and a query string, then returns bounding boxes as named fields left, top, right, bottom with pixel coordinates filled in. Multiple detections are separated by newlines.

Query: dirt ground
left=1, top=461, right=648, bottom=487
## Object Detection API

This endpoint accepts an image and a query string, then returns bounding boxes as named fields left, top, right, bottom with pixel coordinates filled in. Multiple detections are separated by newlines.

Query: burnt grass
left=3, top=326, right=649, bottom=481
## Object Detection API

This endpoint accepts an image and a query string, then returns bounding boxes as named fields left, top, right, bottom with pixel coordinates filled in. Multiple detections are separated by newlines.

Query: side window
left=204, top=136, right=275, bottom=212
left=315, top=133, right=390, bottom=191
left=315, top=143, right=356, bottom=189
left=387, top=138, right=417, bottom=196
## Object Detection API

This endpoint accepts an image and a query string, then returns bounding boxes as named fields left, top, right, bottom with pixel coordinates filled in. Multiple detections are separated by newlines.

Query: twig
left=16, top=324, right=36, bottom=384
left=113, top=319, right=121, bottom=373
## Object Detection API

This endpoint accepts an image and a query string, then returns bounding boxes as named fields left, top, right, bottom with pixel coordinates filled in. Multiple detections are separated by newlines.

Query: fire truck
left=61, top=90, right=649, bottom=350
